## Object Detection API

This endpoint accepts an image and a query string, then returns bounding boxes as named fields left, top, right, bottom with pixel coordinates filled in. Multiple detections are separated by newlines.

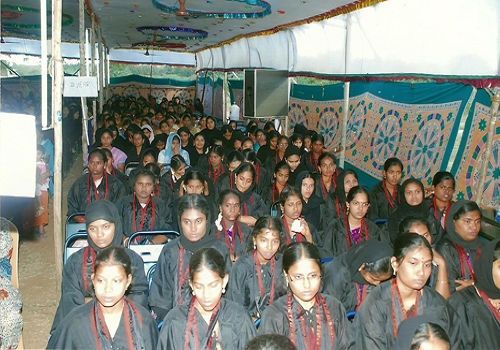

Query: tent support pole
left=40, top=0, right=49, bottom=129
left=340, top=82, right=350, bottom=167
left=52, top=0, right=64, bottom=291
left=98, top=29, right=104, bottom=114
left=79, top=0, right=89, bottom=164
left=475, top=92, right=500, bottom=205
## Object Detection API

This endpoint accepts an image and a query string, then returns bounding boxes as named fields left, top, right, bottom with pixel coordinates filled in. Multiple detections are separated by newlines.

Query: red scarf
left=209, top=164, right=225, bottom=186
left=184, top=297, right=221, bottom=350
left=177, top=246, right=190, bottom=305
left=217, top=221, right=243, bottom=262
left=382, top=181, right=398, bottom=209
left=344, top=216, right=369, bottom=248
left=253, top=250, right=277, bottom=305
left=90, top=298, right=144, bottom=350
left=82, top=247, right=97, bottom=293
left=355, top=283, right=369, bottom=310
left=455, top=244, right=477, bottom=280
left=132, top=195, right=156, bottom=232
left=477, top=288, right=500, bottom=321
left=432, top=197, right=452, bottom=230
left=287, top=293, right=336, bottom=350
left=87, top=173, right=109, bottom=204
left=390, top=279, right=421, bottom=336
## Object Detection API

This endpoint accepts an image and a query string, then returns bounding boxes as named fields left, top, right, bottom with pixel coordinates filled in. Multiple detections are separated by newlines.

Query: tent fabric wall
left=196, top=0, right=499, bottom=79
left=109, top=75, right=196, bottom=104
left=287, top=81, right=498, bottom=208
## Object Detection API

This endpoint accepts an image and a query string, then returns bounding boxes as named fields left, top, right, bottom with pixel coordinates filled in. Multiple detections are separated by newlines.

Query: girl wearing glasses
left=358, top=233, right=461, bottom=350
left=437, top=201, right=484, bottom=293
left=323, top=186, right=388, bottom=257
left=259, top=242, right=353, bottom=349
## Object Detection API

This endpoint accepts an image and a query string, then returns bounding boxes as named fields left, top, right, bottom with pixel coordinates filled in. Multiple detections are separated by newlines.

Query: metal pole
left=40, top=0, right=49, bottom=129
left=51, top=0, right=64, bottom=291
left=98, top=29, right=104, bottom=113
left=79, top=0, right=89, bottom=165
left=476, top=93, right=500, bottom=205
left=340, top=82, right=350, bottom=166
left=91, top=16, right=96, bottom=76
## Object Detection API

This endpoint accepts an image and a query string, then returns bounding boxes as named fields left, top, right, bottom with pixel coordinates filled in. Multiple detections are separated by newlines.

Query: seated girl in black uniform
left=148, top=194, right=229, bottom=322
left=214, top=189, right=252, bottom=263
left=279, top=187, right=317, bottom=245
left=158, top=248, right=256, bottom=349
left=227, top=216, right=288, bottom=320
left=259, top=242, right=353, bottom=350
left=116, top=169, right=172, bottom=244
left=368, top=157, right=403, bottom=221
left=51, top=200, right=148, bottom=332
left=357, top=233, right=461, bottom=350
left=323, top=240, right=393, bottom=313
left=448, top=238, right=499, bottom=349
left=323, top=186, right=388, bottom=257
left=48, top=247, right=157, bottom=349
left=437, top=200, right=484, bottom=293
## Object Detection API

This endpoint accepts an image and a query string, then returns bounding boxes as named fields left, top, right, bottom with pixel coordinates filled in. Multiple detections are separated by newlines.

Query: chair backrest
left=127, top=230, right=180, bottom=275
left=64, top=232, right=88, bottom=263
left=270, top=201, right=282, bottom=218
left=65, top=213, right=86, bottom=241
left=125, top=162, right=139, bottom=176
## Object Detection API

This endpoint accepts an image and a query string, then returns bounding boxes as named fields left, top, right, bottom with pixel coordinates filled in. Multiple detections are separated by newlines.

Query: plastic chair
left=270, top=201, right=282, bottom=218
left=125, top=161, right=139, bottom=176
left=346, top=310, right=357, bottom=320
left=127, top=230, right=180, bottom=276
left=64, top=232, right=88, bottom=263
left=320, top=257, right=334, bottom=264
left=65, top=213, right=86, bottom=241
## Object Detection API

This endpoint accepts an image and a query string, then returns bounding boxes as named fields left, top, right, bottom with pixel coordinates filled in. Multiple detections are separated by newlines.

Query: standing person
left=368, top=157, right=403, bottom=221
left=67, top=149, right=126, bottom=216
left=437, top=200, right=484, bottom=293
left=214, top=190, right=252, bottom=263
left=51, top=201, right=148, bottom=333
left=157, top=248, right=256, bottom=349
left=295, top=171, right=322, bottom=230
left=323, top=186, right=388, bottom=257
left=148, top=195, right=229, bottom=322
left=448, top=239, right=500, bottom=349
left=47, top=247, right=158, bottom=349
left=259, top=242, right=353, bottom=350
left=357, top=233, right=461, bottom=350
left=322, top=240, right=393, bottom=313
left=116, top=169, right=172, bottom=244
left=227, top=216, right=288, bottom=319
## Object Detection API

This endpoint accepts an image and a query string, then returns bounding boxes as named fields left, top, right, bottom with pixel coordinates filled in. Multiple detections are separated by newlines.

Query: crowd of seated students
left=48, top=94, right=499, bottom=349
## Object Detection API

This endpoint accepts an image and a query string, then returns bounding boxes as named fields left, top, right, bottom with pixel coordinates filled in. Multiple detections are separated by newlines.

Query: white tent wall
left=196, top=0, right=500, bottom=77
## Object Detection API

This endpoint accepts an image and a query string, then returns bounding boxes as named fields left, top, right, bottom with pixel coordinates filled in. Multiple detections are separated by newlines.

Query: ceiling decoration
left=0, top=0, right=374, bottom=52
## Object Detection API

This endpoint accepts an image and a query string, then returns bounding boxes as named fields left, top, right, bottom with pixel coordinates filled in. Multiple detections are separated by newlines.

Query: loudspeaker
left=244, top=69, right=289, bottom=118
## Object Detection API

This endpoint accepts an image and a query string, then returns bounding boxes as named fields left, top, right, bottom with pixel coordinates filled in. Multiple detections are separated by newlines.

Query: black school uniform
left=51, top=245, right=148, bottom=333
left=367, top=181, right=400, bottom=221
left=48, top=299, right=158, bottom=349
left=148, top=234, right=230, bottom=321
left=227, top=253, right=287, bottom=318
left=158, top=169, right=183, bottom=205
left=436, top=201, right=484, bottom=292
left=323, top=240, right=393, bottom=313
left=157, top=299, right=256, bottom=350
left=357, top=281, right=462, bottom=350
left=67, top=173, right=126, bottom=215
left=109, top=167, right=132, bottom=194
left=236, top=188, right=268, bottom=220
left=322, top=217, right=388, bottom=257
left=213, top=221, right=252, bottom=263
left=116, top=195, right=172, bottom=241
left=259, top=293, right=354, bottom=350
left=448, top=286, right=500, bottom=349
left=253, top=161, right=271, bottom=196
